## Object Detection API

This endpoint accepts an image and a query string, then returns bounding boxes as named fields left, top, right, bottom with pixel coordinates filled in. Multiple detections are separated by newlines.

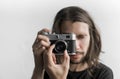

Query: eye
left=76, top=35, right=85, bottom=39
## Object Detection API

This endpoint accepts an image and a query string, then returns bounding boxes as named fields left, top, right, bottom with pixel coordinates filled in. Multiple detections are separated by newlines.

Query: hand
left=43, top=45, right=70, bottom=79
left=32, top=28, right=51, bottom=70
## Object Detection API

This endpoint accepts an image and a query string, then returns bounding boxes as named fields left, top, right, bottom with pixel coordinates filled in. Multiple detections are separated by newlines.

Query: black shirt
left=44, top=63, right=113, bottom=79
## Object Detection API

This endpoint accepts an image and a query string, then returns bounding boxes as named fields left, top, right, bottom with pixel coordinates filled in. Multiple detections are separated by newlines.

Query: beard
left=70, top=56, right=85, bottom=64
left=70, top=51, right=86, bottom=64
left=70, top=60, right=81, bottom=64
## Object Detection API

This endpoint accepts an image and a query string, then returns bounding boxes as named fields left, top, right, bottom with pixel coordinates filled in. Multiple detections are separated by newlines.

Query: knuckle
left=46, top=37, right=49, bottom=42
left=38, top=28, right=49, bottom=35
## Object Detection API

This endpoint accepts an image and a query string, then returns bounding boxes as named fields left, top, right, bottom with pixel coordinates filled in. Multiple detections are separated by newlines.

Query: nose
left=75, top=39, right=80, bottom=50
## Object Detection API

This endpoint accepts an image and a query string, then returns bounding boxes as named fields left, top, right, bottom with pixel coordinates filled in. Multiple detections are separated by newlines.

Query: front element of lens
left=54, top=40, right=67, bottom=53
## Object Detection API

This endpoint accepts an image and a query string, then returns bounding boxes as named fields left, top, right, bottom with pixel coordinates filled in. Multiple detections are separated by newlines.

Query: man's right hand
left=32, top=28, right=51, bottom=70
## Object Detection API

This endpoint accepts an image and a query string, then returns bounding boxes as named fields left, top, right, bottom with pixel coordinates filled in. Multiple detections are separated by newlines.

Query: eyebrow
left=76, top=33, right=88, bottom=36
left=61, top=31, right=88, bottom=36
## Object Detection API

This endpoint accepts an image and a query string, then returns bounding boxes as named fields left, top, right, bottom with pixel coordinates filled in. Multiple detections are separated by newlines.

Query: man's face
left=61, top=21, right=90, bottom=64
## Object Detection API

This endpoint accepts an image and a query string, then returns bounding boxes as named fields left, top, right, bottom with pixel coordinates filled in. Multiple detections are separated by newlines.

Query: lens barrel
left=54, top=40, right=67, bottom=54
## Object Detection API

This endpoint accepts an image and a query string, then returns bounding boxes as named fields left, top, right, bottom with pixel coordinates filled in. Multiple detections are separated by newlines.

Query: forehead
left=61, top=21, right=89, bottom=35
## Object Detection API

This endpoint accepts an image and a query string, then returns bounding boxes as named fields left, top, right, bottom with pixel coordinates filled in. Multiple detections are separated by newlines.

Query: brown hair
left=52, top=6, right=102, bottom=74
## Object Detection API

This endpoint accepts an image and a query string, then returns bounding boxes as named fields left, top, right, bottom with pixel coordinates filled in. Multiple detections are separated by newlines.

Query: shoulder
left=92, top=63, right=113, bottom=79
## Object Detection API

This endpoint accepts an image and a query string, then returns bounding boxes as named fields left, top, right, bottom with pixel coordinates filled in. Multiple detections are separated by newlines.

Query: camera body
left=44, top=33, right=76, bottom=55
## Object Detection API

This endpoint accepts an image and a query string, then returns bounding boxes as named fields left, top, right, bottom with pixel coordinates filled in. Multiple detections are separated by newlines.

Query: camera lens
left=54, top=40, right=67, bottom=53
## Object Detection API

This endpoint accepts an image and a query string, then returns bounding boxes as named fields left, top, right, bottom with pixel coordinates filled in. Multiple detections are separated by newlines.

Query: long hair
left=52, top=6, right=102, bottom=75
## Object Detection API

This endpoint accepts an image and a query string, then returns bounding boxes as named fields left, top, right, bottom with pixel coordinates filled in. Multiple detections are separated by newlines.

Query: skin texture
left=32, top=28, right=70, bottom=79
left=61, top=21, right=90, bottom=71
left=61, top=21, right=90, bottom=63
left=32, top=21, right=90, bottom=79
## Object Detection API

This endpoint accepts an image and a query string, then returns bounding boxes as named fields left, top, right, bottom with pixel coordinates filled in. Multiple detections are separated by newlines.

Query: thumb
left=62, top=50, right=70, bottom=67
left=44, top=44, right=55, bottom=65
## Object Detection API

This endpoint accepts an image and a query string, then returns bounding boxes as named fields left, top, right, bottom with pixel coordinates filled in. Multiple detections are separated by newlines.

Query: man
left=32, top=6, right=113, bottom=79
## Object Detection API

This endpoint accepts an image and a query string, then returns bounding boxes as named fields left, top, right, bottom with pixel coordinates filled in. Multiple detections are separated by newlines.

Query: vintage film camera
left=43, top=32, right=76, bottom=55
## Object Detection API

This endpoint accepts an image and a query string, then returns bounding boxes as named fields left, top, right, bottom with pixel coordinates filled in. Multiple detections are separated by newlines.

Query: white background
left=0, top=0, right=120, bottom=79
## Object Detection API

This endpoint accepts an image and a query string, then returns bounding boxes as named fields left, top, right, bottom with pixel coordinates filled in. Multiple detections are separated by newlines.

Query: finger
left=47, top=44, right=55, bottom=58
left=62, top=50, right=70, bottom=66
left=33, top=46, right=45, bottom=56
left=32, top=28, right=51, bottom=56
left=44, top=44, right=55, bottom=65
left=38, top=35, right=50, bottom=43
left=33, top=35, right=50, bottom=50
left=40, top=40, right=50, bottom=48
left=52, top=53, right=56, bottom=64
left=34, top=36, right=39, bottom=44
left=38, top=28, right=51, bottom=35
left=35, top=28, right=50, bottom=44
left=32, top=39, right=43, bottom=50
left=33, top=28, right=50, bottom=47
left=32, top=38, right=46, bottom=55
left=32, top=33, right=42, bottom=49
left=48, top=44, right=56, bottom=65
left=32, top=36, right=39, bottom=48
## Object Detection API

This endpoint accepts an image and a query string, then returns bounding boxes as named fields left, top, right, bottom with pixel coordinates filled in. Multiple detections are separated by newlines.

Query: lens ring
left=54, top=40, right=67, bottom=53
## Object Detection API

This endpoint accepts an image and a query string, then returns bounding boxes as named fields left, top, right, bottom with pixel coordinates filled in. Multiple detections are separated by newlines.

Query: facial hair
left=70, top=51, right=85, bottom=64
